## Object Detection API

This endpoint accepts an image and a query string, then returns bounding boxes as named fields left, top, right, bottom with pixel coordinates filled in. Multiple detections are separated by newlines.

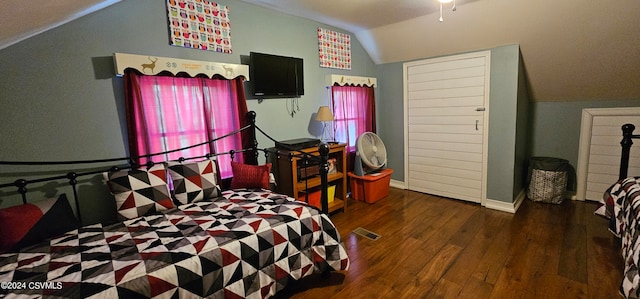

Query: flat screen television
left=250, top=52, right=304, bottom=98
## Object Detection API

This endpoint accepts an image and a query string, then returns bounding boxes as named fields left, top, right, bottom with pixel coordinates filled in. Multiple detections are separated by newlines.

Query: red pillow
left=0, top=194, right=80, bottom=253
left=230, top=161, right=272, bottom=189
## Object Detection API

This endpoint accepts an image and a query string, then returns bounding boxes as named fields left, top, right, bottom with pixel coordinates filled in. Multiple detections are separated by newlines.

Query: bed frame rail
left=0, top=111, right=332, bottom=223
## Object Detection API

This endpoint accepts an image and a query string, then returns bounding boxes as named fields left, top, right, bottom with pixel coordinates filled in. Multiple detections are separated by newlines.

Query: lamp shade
left=315, top=106, right=334, bottom=121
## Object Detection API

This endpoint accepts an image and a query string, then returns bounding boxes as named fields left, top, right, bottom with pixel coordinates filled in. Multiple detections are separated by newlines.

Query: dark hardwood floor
left=274, top=187, right=624, bottom=298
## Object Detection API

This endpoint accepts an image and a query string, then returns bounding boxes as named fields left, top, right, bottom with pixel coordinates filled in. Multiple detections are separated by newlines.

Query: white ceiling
left=0, top=0, right=121, bottom=50
left=2, top=0, right=639, bottom=102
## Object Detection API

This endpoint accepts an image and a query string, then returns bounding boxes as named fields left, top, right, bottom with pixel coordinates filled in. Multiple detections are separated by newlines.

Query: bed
left=596, top=123, right=640, bottom=298
left=0, top=111, right=349, bottom=298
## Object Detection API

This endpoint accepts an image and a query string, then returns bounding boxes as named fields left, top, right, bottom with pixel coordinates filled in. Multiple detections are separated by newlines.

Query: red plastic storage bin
left=348, top=169, right=393, bottom=203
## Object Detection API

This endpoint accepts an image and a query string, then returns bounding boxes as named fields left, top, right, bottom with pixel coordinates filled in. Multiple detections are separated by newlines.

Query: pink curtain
left=124, top=70, right=247, bottom=178
left=331, top=85, right=376, bottom=172
left=331, top=85, right=376, bottom=153
left=201, top=78, right=249, bottom=176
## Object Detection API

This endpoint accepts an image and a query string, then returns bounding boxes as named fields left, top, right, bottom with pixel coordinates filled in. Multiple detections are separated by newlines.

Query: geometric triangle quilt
left=0, top=189, right=349, bottom=298
left=600, top=177, right=640, bottom=298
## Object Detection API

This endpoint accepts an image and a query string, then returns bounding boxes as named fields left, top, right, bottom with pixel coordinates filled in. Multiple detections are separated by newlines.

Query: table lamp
left=315, top=106, right=334, bottom=142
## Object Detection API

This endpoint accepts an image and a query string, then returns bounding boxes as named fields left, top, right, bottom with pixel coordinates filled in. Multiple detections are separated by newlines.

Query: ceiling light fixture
left=438, top=0, right=456, bottom=22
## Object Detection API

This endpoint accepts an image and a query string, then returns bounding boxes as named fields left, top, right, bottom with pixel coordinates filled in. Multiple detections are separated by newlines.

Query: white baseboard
left=390, top=180, right=524, bottom=214
left=484, top=189, right=525, bottom=214
left=389, top=179, right=405, bottom=189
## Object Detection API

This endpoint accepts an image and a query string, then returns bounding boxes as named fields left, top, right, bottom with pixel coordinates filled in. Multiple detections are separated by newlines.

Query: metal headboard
left=620, top=123, right=640, bottom=180
left=0, top=111, right=333, bottom=224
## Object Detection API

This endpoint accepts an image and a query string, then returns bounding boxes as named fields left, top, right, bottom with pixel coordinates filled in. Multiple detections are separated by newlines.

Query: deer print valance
left=113, top=52, right=249, bottom=80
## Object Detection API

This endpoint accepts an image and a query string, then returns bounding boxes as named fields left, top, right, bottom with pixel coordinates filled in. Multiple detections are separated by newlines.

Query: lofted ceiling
left=0, top=0, right=121, bottom=50
left=2, top=0, right=639, bottom=102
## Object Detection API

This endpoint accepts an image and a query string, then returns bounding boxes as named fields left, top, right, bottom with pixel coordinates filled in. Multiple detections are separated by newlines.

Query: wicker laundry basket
left=527, top=157, right=570, bottom=204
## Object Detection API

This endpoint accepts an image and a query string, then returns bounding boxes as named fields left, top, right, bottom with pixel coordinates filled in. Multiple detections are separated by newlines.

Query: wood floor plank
left=559, top=224, right=588, bottom=283
left=274, top=188, right=624, bottom=299
left=426, top=278, right=463, bottom=299
left=443, top=209, right=510, bottom=285
left=447, top=208, right=485, bottom=247
left=586, top=204, right=624, bottom=299
left=400, top=243, right=464, bottom=297
left=457, top=276, right=494, bottom=298
left=469, top=218, right=513, bottom=285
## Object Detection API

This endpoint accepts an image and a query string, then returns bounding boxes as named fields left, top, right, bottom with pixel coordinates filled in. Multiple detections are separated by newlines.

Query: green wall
left=0, top=0, right=375, bottom=224
left=486, top=45, right=522, bottom=203
left=528, top=100, right=640, bottom=168
left=376, top=45, right=528, bottom=204
left=1, top=0, right=638, bottom=220
left=514, top=51, right=531, bottom=198
left=377, top=44, right=639, bottom=205
left=375, top=62, right=405, bottom=183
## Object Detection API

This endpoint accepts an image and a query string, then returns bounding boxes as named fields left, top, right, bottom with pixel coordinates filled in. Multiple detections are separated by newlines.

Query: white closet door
left=403, top=51, right=490, bottom=204
left=576, top=108, right=640, bottom=201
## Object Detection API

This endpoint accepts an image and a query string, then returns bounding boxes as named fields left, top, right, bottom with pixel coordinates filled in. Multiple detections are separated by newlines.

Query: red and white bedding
left=0, top=189, right=349, bottom=298
left=597, top=177, right=640, bottom=298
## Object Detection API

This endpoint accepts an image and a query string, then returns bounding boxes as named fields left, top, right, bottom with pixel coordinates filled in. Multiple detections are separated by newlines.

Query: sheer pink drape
left=331, top=85, right=376, bottom=153
left=201, top=78, right=246, bottom=176
left=331, top=85, right=376, bottom=173
left=124, top=71, right=247, bottom=178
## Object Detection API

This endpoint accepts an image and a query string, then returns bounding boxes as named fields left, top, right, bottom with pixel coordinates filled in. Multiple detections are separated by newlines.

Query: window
left=124, top=71, right=248, bottom=178
left=331, top=85, right=376, bottom=153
